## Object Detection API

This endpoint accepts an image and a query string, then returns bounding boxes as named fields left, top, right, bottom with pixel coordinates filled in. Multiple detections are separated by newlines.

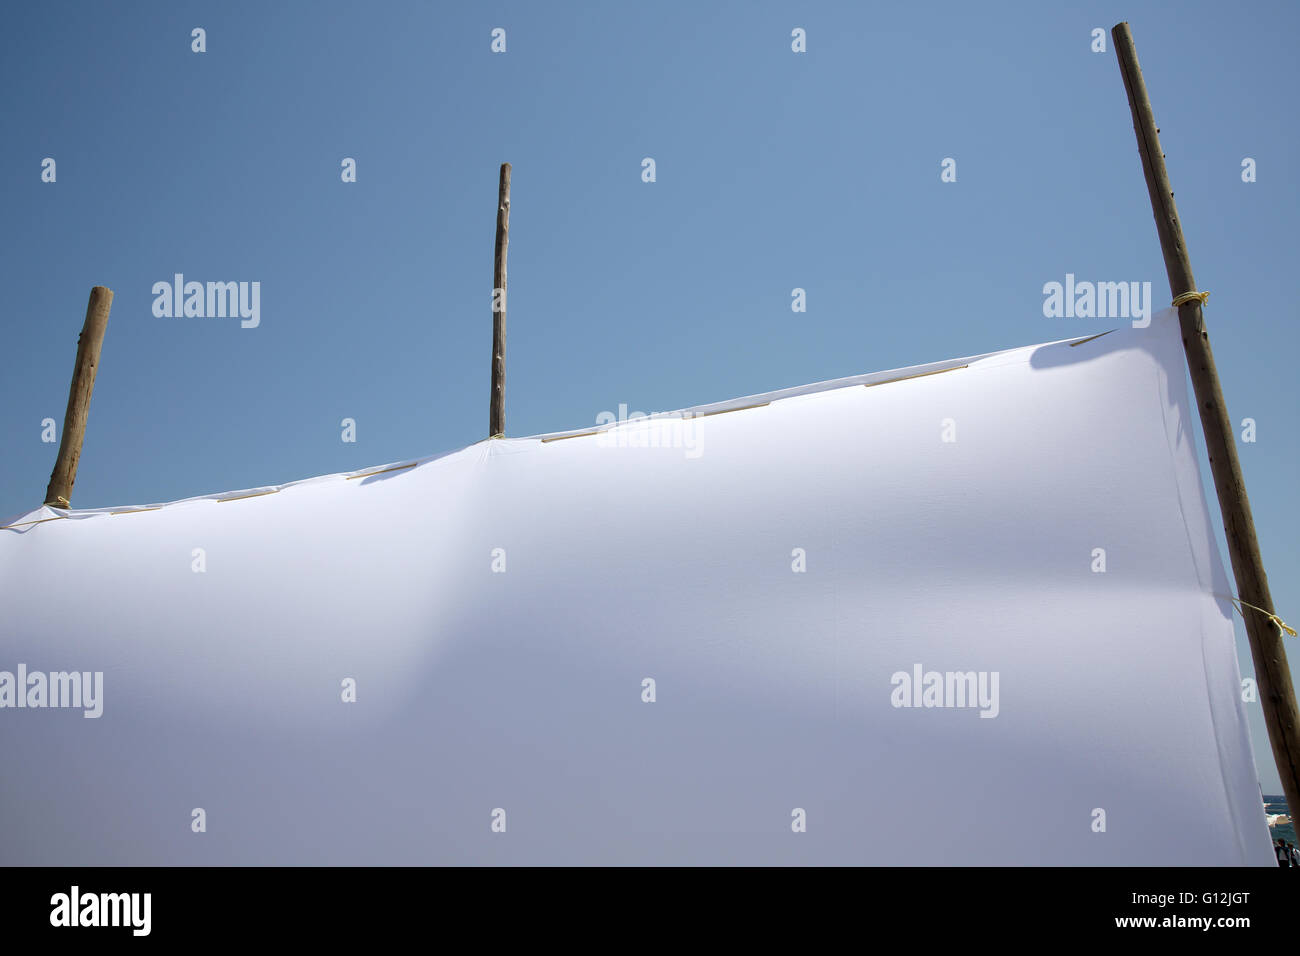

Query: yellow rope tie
left=1172, top=290, right=1210, bottom=308
left=1226, top=596, right=1297, bottom=637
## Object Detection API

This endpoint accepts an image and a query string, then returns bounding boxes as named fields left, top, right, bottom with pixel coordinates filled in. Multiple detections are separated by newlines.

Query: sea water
left=1264, top=794, right=1295, bottom=849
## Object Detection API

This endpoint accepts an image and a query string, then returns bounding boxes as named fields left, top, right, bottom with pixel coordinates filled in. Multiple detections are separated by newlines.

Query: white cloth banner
left=0, top=308, right=1274, bottom=864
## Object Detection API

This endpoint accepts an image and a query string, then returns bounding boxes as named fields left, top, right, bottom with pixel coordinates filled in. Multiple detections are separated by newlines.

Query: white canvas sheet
left=0, top=308, right=1274, bottom=864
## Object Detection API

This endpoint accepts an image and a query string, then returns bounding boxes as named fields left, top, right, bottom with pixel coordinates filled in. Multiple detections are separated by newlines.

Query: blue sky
left=2, top=0, right=1297, bottom=792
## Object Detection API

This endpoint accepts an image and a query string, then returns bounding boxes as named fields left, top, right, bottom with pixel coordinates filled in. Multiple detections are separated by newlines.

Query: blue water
left=1264, top=795, right=1295, bottom=850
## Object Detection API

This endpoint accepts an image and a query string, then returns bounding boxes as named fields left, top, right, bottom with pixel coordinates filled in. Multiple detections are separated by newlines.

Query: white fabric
left=0, top=308, right=1274, bottom=864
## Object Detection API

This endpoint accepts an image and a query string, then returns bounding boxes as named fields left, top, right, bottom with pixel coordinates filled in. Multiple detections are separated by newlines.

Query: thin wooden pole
left=44, top=286, right=113, bottom=508
left=1113, top=21, right=1300, bottom=822
left=490, top=163, right=511, bottom=438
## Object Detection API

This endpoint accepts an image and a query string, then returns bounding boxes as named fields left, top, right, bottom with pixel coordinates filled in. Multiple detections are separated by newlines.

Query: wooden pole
left=490, top=163, right=511, bottom=438
left=1113, top=21, right=1300, bottom=822
left=44, top=286, right=113, bottom=508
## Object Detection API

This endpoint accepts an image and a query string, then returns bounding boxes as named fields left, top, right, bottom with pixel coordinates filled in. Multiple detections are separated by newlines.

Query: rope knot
left=1172, top=290, right=1210, bottom=308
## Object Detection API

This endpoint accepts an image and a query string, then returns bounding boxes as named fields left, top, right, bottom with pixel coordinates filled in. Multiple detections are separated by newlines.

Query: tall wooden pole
left=44, top=286, right=113, bottom=508
left=1113, top=21, right=1300, bottom=823
left=490, top=163, right=511, bottom=438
